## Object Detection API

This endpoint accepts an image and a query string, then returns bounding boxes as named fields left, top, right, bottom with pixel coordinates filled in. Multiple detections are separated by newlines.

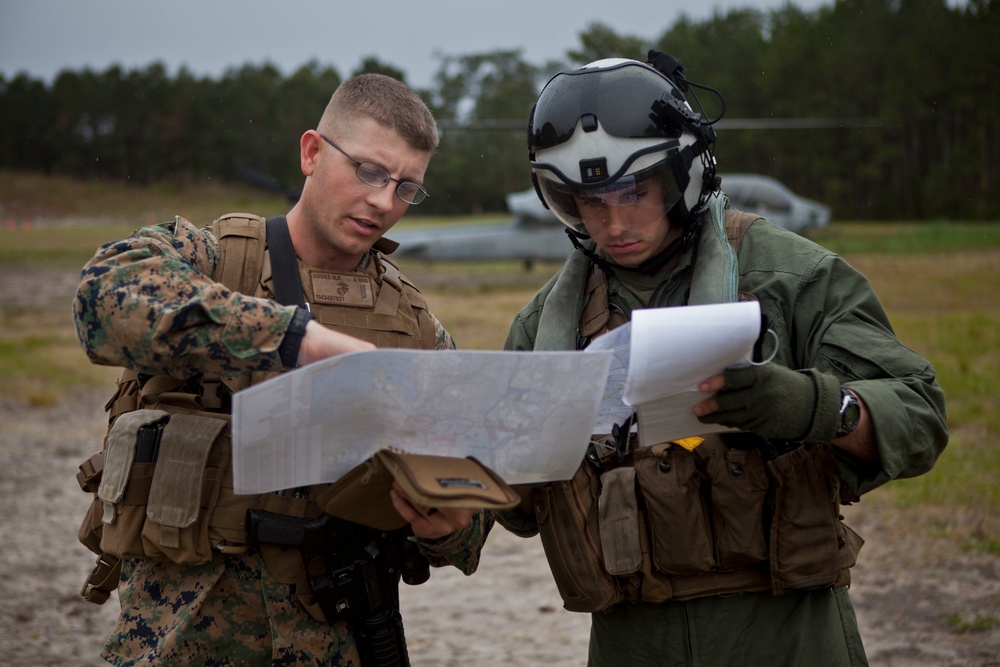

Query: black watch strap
left=278, top=306, right=316, bottom=368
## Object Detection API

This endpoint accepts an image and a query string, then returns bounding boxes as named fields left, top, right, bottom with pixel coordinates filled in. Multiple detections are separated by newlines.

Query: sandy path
left=1, top=395, right=997, bottom=666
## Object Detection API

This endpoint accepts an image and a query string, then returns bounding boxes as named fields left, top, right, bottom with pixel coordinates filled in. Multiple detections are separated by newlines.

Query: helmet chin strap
left=565, top=216, right=703, bottom=278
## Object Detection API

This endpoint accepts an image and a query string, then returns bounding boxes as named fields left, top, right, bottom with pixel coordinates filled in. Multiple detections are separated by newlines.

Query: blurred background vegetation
left=1, top=0, right=997, bottom=222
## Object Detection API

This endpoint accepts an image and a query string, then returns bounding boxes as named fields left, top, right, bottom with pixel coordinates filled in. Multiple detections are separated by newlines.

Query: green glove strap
left=698, top=363, right=843, bottom=442
left=804, top=370, right=843, bottom=443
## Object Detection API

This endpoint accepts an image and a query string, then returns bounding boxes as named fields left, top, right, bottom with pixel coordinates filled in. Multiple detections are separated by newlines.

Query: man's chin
left=607, top=251, right=647, bottom=268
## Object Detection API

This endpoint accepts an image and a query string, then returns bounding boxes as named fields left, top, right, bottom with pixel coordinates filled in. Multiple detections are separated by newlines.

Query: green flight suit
left=501, top=197, right=948, bottom=666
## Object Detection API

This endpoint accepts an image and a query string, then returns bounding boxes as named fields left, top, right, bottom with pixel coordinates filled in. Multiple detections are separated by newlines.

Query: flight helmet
left=528, top=51, right=721, bottom=238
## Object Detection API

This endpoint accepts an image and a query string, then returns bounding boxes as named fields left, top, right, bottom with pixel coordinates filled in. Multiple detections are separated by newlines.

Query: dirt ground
left=0, top=266, right=998, bottom=666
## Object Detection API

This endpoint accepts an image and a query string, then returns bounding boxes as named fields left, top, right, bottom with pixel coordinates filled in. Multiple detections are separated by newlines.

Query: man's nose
left=603, top=205, right=631, bottom=232
left=367, top=184, right=399, bottom=212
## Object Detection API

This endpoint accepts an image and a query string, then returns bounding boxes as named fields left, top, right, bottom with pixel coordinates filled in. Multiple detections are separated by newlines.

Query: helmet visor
left=530, top=61, right=685, bottom=151
left=536, top=165, right=681, bottom=235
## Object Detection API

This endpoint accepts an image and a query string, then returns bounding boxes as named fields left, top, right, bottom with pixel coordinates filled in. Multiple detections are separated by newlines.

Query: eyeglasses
left=319, top=134, right=429, bottom=205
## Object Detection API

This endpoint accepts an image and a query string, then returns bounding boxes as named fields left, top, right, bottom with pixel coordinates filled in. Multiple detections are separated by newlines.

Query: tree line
left=1, top=0, right=996, bottom=220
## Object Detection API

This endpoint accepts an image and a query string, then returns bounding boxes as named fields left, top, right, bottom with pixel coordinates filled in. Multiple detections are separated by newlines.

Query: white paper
left=624, top=301, right=763, bottom=404
left=583, top=322, right=635, bottom=434
left=594, top=301, right=763, bottom=447
left=232, top=349, right=612, bottom=494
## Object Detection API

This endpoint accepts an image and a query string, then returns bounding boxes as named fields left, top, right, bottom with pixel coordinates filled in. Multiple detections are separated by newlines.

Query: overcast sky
left=1, top=0, right=833, bottom=89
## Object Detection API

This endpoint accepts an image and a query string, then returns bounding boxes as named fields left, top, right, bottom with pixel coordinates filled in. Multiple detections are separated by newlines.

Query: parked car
left=720, top=173, right=831, bottom=233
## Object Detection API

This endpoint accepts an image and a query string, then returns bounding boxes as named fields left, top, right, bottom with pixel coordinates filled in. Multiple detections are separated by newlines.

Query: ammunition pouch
left=80, top=408, right=241, bottom=567
left=531, top=435, right=863, bottom=613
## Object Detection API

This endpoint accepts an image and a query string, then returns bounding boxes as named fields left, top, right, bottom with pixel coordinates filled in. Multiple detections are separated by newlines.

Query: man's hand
left=297, top=319, right=375, bottom=366
left=389, top=483, right=474, bottom=540
left=694, top=363, right=842, bottom=443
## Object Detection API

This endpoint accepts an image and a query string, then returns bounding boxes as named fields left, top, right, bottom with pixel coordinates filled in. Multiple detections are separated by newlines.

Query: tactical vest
left=527, top=209, right=865, bottom=613
left=77, top=213, right=439, bottom=610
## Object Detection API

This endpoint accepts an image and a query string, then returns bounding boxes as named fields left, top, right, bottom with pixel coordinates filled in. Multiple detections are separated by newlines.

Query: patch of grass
left=0, top=169, right=290, bottom=222
left=841, top=248, right=1000, bottom=527
left=0, top=169, right=500, bottom=229
left=813, top=221, right=1000, bottom=255
left=874, top=431, right=1000, bottom=511
left=858, top=293, right=1000, bottom=529
left=963, top=536, right=1000, bottom=555
left=424, top=286, right=545, bottom=351
left=0, top=312, right=119, bottom=404
left=0, top=225, right=136, bottom=269
left=943, top=611, right=1000, bottom=633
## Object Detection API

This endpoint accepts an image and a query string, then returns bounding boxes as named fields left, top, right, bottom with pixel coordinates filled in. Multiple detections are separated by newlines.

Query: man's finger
left=693, top=397, right=719, bottom=417
left=699, top=373, right=726, bottom=394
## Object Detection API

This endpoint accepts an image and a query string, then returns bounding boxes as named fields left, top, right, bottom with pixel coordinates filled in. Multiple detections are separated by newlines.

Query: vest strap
left=265, top=216, right=306, bottom=308
left=80, top=553, right=121, bottom=605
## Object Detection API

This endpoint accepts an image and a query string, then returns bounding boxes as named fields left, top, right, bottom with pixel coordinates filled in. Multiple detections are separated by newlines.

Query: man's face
left=295, top=116, right=431, bottom=271
left=574, top=175, right=680, bottom=268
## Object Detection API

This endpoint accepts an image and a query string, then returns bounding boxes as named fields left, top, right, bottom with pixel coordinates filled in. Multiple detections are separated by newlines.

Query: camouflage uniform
left=75, top=217, right=486, bottom=666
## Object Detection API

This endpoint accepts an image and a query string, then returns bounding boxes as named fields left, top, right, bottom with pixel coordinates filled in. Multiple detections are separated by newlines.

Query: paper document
left=587, top=301, right=764, bottom=447
left=584, top=323, right=635, bottom=434
left=232, top=349, right=612, bottom=494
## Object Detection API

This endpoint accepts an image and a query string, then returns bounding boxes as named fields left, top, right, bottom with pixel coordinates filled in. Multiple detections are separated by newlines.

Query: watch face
left=839, top=390, right=861, bottom=436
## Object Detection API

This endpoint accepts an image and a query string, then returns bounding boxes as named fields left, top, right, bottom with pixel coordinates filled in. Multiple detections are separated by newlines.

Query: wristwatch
left=836, top=388, right=861, bottom=439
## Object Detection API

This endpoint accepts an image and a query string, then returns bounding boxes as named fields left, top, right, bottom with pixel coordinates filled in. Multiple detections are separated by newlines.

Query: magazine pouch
left=636, top=445, right=715, bottom=575
left=767, top=445, right=842, bottom=594
left=97, top=409, right=170, bottom=559
left=598, top=465, right=642, bottom=576
left=702, top=442, right=769, bottom=569
left=141, top=413, right=228, bottom=566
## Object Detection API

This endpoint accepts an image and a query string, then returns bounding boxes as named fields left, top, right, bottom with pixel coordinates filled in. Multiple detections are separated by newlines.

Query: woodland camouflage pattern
left=74, top=217, right=294, bottom=379
left=103, top=518, right=490, bottom=666
left=74, top=217, right=456, bottom=378
left=107, top=553, right=359, bottom=666
left=74, top=216, right=478, bottom=665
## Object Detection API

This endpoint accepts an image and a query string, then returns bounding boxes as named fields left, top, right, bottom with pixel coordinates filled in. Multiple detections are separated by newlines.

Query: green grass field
left=1, top=172, right=997, bottom=552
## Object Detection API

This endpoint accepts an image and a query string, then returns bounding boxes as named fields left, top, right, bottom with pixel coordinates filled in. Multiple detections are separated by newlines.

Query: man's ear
left=300, top=130, right=321, bottom=176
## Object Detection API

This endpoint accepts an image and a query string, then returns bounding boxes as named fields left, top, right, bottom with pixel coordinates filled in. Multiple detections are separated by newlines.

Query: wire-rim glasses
left=319, top=134, right=429, bottom=205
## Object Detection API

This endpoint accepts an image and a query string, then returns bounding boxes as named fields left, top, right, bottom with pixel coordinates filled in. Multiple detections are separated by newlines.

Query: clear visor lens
left=586, top=176, right=638, bottom=206
left=536, top=169, right=678, bottom=235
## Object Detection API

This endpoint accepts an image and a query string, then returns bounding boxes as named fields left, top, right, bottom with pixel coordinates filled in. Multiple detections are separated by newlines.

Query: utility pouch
left=766, top=446, right=842, bottom=594
left=533, top=462, right=620, bottom=613
left=598, top=466, right=642, bottom=576
left=318, top=448, right=518, bottom=531
left=97, top=409, right=170, bottom=559
left=77, top=451, right=105, bottom=555
left=636, top=445, right=715, bottom=575
left=141, top=413, right=228, bottom=566
left=702, top=444, right=769, bottom=569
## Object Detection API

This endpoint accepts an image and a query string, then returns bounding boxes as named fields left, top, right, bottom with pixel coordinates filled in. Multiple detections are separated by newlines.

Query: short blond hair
left=317, top=74, right=438, bottom=152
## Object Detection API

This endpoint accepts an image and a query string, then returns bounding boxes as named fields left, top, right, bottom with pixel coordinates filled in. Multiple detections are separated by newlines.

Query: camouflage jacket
left=73, top=215, right=484, bottom=573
